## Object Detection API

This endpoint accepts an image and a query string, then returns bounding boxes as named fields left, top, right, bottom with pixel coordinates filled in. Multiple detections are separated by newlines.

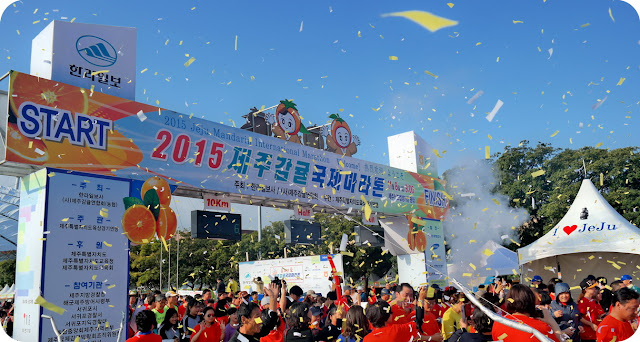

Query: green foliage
left=493, top=141, right=639, bottom=247
left=129, top=213, right=397, bottom=290
left=0, top=259, right=15, bottom=286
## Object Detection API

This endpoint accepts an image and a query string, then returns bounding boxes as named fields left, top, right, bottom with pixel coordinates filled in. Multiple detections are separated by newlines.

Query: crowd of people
left=126, top=273, right=640, bottom=342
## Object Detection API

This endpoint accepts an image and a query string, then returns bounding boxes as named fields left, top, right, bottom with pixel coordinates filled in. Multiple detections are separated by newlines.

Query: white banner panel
left=41, top=170, right=130, bottom=341
left=31, top=21, right=136, bottom=100
left=239, top=254, right=343, bottom=296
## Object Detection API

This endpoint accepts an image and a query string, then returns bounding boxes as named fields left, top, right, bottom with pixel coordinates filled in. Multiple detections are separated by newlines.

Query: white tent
left=448, top=240, right=519, bottom=289
left=518, top=179, right=640, bottom=294
left=0, top=285, right=8, bottom=300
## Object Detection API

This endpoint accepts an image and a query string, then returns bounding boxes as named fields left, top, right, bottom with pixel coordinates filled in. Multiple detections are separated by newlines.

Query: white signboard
left=362, top=211, right=378, bottom=226
left=24, top=169, right=130, bottom=342
left=423, top=218, right=448, bottom=288
left=239, top=254, right=343, bottom=296
left=14, top=170, right=48, bottom=341
left=388, top=131, right=438, bottom=178
left=203, top=194, right=231, bottom=212
left=31, top=21, right=136, bottom=100
left=293, top=206, right=313, bottom=220
left=397, top=253, right=427, bottom=289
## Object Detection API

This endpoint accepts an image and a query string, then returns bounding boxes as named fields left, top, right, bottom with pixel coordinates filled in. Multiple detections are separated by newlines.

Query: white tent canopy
left=518, top=179, right=640, bottom=291
left=449, top=240, right=519, bottom=289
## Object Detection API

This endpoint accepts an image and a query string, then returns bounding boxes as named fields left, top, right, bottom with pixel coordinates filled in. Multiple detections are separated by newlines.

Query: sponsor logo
left=76, top=35, right=118, bottom=67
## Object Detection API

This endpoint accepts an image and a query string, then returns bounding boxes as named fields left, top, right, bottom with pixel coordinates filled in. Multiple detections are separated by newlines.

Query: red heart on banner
left=563, top=225, right=578, bottom=235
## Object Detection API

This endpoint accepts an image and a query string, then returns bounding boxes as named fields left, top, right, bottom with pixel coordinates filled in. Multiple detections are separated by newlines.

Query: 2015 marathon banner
left=3, top=71, right=449, bottom=218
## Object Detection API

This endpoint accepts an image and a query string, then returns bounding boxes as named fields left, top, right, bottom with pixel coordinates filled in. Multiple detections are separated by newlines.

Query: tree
left=0, top=259, right=15, bottom=285
left=493, top=142, right=639, bottom=247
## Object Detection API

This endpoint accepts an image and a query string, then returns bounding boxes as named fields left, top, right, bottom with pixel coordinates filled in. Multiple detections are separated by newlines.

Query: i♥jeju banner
left=4, top=71, right=448, bottom=219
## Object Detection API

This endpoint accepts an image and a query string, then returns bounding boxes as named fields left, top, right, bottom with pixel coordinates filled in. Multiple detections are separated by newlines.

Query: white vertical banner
left=40, top=169, right=130, bottom=341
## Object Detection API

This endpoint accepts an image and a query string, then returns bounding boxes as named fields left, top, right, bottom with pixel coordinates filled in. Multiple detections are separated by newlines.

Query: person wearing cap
left=165, top=291, right=179, bottom=314
left=595, top=277, right=612, bottom=314
left=578, top=278, right=605, bottom=342
left=532, top=275, right=543, bottom=286
left=309, top=305, right=323, bottom=336
left=152, top=294, right=168, bottom=328
left=596, top=287, right=639, bottom=342
left=550, top=282, right=581, bottom=341
left=441, top=293, right=466, bottom=340
left=621, top=274, right=640, bottom=294
left=415, top=286, right=444, bottom=342
left=379, top=289, right=391, bottom=302
left=341, top=286, right=354, bottom=307
left=356, top=286, right=367, bottom=304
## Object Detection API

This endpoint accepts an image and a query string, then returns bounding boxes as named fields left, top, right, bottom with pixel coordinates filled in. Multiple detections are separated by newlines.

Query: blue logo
left=76, top=35, right=117, bottom=67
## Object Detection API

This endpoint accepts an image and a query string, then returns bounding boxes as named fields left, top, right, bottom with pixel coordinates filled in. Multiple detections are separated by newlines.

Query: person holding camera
left=253, top=277, right=264, bottom=295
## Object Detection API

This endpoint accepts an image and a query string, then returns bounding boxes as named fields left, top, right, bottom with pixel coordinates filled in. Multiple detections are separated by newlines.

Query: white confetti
left=548, top=48, right=553, bottom=59
left=136, top=110, right=147, bottom=122
left=486, top=99, right=503, bottom=122
left=34, top=148, right=45, bottom=155
left=299, top=21, right=303, bottom=32
left=592, top=96, right=607, bottom=110
left=467, top=90, right=484, bottom=104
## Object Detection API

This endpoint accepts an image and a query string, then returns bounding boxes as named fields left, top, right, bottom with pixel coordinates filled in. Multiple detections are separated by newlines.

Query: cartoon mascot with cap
left=322, top=113, right=360, bottom=157
left=266, top=99, right=309, bottom=144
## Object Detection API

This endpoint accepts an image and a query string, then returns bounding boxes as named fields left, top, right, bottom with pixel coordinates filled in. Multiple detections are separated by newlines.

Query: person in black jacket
left=448, top=307, right=494, bottom=342
left=285, top=302, right=314, bottom=342
left=229, top=283, right=279, bottom=342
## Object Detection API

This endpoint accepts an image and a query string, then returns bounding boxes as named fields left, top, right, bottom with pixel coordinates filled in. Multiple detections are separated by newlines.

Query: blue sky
left=1, top=0, right=639, bottom=174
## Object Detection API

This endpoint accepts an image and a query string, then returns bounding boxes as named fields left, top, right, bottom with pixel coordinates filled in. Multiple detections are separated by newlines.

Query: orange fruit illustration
left=415, top=231, right=427, bottom=252
left=156, top=205, right=177, bottom=240
left=141, top=176, right=172, bottom=206
left=88, top=130, right=144, bottom=171
left=10, top=72, right=92, bottom=116
left=122, top=205, right=156, bottom=244
left=5, top=123, right=49, bottom=165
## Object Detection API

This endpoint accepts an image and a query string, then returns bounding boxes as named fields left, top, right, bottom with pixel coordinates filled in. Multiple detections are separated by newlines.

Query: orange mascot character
left=265, top=99, right=309, bottom=144
left=322, top=113, right=360, bottom=157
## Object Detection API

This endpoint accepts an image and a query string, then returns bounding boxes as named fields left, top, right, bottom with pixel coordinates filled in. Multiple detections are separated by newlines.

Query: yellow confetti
left=61, top=218, right=69, bottom=222
left=492, top=198, right=500, bottom=205
left=469, top=263, right=476, bottom=270
left=462, top=273, right=472, bottom=277
left=255, top=317, right=262, bottom=324
left=74, top=337, right=80, bottom=342
left=580, top=23, right=590, bottom=28
left=609, top=8, right=615, bottom=22
left=531, top=169, right=545, bottom=178
left=90, top=70, right=109, bottom=76
left=497, top=333, right=508, bottom=340
left=140, top=68, right=148, bottom=73
left=550, top=130, right=559, bottom=137
left=424, top=70, right=439, bottom=79
left=513, top=20, right=524, bottom=24
left=92, top=275, right=96, bottom=280
left=108, top=284, right=116, bottom=289
left=99, top=208, right=109, bottom=218
left=482, top=249, right=494, bottom=257
left=389, top=56, right=398, bottom=60
left=596, top=142, right=603, bottom=148
left=340, top=251, right=354, bottom=257
left=35, top=296, right=66, bottom=315
left=485, top=146, right=490, bottom=159
left=382, top=10, right=458, bottom=33
left=617, top=77, right=626, bottom=86
left=184, top=57, right=196, bottom=67
left=103, top=241, right=112, bottom=247
left=600, top=173, right=604, bottom=186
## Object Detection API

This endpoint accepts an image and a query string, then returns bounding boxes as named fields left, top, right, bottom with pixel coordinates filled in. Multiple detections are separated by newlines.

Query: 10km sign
left=204, top=194, right=231, bottom=212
